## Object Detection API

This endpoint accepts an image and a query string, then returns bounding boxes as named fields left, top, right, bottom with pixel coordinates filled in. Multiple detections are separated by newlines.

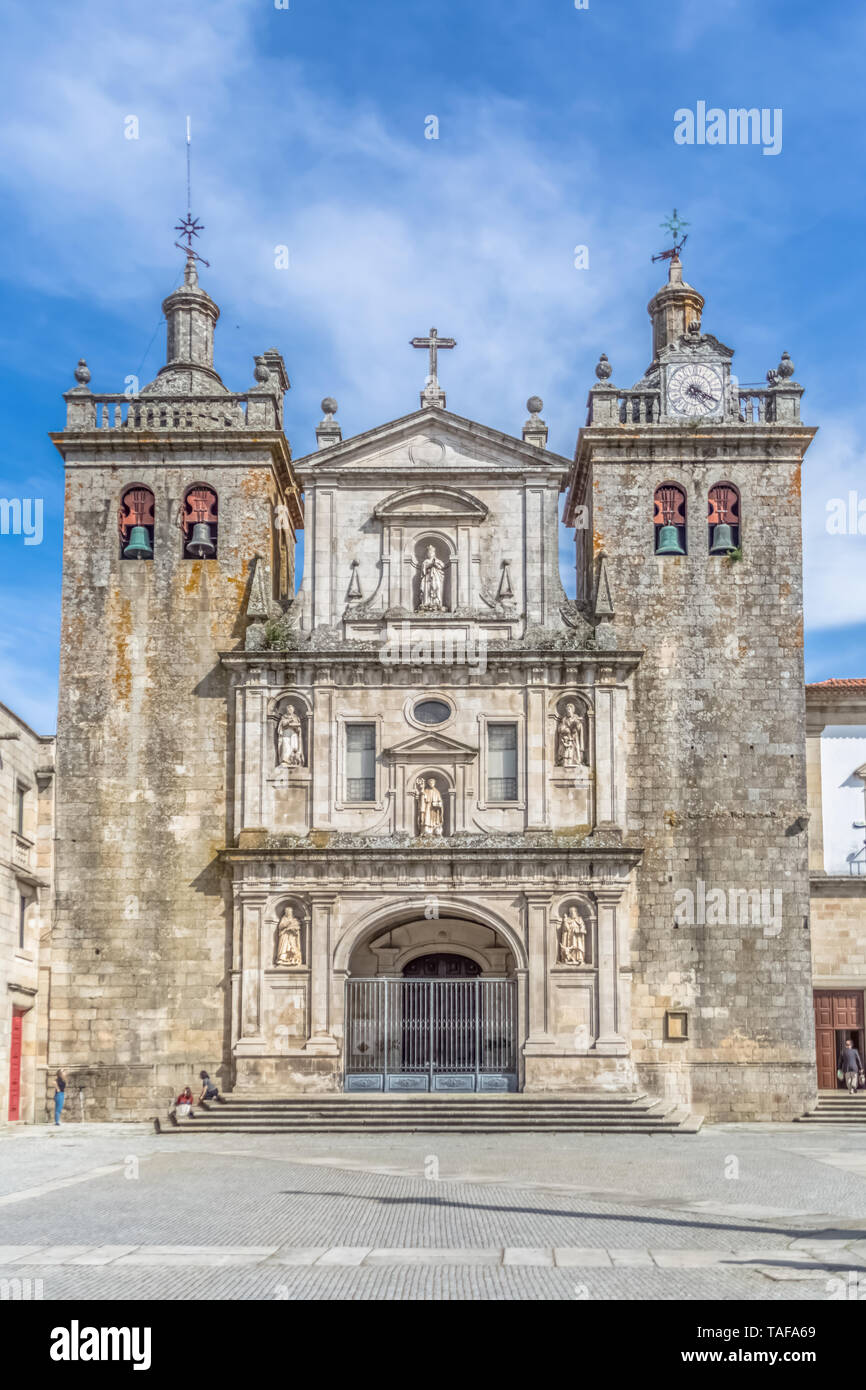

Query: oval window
left=413, top=699, right=451, bottom=725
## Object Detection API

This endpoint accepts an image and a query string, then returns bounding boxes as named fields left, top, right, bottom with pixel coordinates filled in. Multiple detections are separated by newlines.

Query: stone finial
left=74, top=359, right=91, bottom=387
left=253, top=357, right=270, bottom=384
left=316, top=396, right=342, bottom=450
left=595, top=353, right=613, bottom=382
left=522, top=396, right=548, bottom=448
left=765, top=350, right=803, bottom=422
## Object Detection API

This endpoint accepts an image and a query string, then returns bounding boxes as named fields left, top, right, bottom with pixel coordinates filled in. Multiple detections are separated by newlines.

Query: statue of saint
left=558, top=907, right=587, bottom=966
left=275, top=907, right=303, bottom=966
left=555, top=701, right=585, bottom=767
left=415, top=776, right=444, bottom=837
left=277, top=707, right=304, bottom=767
left=418, top=545, right=445, bottom=611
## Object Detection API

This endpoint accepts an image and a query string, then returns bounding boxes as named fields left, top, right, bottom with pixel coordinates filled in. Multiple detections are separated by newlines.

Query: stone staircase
left=796, top=1093, right=866, bottom=1124
left=158, top=1092, right=701, bottom=1135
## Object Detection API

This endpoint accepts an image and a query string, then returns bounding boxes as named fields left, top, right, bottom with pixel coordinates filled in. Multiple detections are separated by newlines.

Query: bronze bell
left=709, top=522, right=735, bottom=555
left=122, top=525, right=153, bottom=560
left=187, top=522, right=215, bottom=558
left=655, top=524, right=685, bottom=556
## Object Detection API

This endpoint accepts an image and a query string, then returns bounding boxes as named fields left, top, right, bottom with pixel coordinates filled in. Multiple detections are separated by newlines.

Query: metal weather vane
left=652, top=207, right=690, bottom=263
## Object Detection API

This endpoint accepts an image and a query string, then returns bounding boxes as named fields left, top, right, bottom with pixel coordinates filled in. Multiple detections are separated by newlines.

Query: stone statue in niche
left=415, top=776, right=444, bottom=837
left=275, top=907, right=303, bottom=966
left=555, top=701, right=585, bottom=767
left=277, top=706, right=304, bottom=767
left=418, top=545, right=446, bottom=611
left=557, top=906, right=587, bottom=966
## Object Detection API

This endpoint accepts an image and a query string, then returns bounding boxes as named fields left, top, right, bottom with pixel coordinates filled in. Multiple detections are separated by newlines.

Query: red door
left=7, top=1009, right=23, bottom=1121
left=814, top=990, right=866, bottom=1089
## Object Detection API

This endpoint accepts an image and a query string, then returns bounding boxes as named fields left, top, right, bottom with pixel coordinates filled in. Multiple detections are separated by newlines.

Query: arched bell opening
left=653, top=482, right=687, bottom=556
left=119, top=485, right=155, bottom=561
left=708, top=481, right=741, bottom=555
left=182, top=484, right=218, bottom=559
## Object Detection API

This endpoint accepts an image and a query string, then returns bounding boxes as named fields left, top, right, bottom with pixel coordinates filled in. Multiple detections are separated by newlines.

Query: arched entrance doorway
left=344, top=934, right=518, bottom=1094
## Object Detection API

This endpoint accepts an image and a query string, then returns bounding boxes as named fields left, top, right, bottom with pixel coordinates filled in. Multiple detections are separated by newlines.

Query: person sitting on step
left=168, top=1087, right=197, bottom=1125
left=198, top=1070, right=227, bottom=1108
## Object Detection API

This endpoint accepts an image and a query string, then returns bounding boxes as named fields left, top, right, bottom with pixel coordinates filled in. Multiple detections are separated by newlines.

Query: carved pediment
left=374, top=486, right=488, bottom=525
left=383, top=731, right=478, bottom=763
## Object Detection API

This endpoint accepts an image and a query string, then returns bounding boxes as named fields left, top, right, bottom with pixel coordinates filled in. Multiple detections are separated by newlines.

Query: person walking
left=839, top=1038, right=863, bottom=1095
left=53, top=1068, right=67, bottom=1126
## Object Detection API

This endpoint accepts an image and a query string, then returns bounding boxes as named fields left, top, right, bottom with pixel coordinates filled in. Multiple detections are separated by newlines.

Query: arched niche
left=550, top=692, right=593, bottom=770
left=552, top=897, right=596, bottom=968
left=410, top=767, right=453, bottom=838
left=267, top=692, right=311, bottom=770
left=266, top=895, right=309, bottom=968
left=412, top=533, right=454, bottom=613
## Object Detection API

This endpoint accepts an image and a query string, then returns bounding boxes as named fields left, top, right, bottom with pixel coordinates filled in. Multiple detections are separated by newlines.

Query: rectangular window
left=487, top=724, right=518, bottom=801
left=16, top=783, right=26, bottom=836
left=18, top=895, right=27, bottom=949
left=346, top=724, right=376, bottom=802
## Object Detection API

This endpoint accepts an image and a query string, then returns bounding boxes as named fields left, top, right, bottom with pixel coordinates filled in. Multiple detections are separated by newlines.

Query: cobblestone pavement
left=1, top=1121, right=865, bottom=1299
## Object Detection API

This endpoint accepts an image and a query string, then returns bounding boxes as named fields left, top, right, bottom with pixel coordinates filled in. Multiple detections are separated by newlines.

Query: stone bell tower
left=564, top=253, right=818, bottom=1121
left=48, top=251, right=301, bottom=1118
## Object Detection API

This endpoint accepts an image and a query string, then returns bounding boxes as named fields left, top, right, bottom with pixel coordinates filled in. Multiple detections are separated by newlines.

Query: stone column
left=523, top=487, right=545, bottom=627
left=523, top=893, right=556, bottom=1051
left=525, top=679, right=547, bottom=830
left=311, top=488, right=335, bottom=628
left=237, top=678, right=269, bottom=834
left=304, top=893, right=340, bottom=1055
left=594, top=887, right=628, bottom=1054
left=805, top=713, right=826, bottom=873
left=234, top=893, right=268, bottom=1057
left=593, top=665, right=626, bottom=828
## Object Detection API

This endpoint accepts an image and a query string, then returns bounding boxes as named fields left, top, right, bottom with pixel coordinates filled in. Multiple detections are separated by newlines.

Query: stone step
left=796, top=1097, right=866, bottom=1122
left=227, top=1090, right=652, bottom=1104
left=157, top=1090, right=698, bottom=1135
left=166, top=1117, right=686, bottom=1128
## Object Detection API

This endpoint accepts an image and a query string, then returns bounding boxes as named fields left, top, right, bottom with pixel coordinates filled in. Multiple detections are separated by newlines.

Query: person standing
left=839, top=1038, right=863, bottom=1095
left=53, top=1068, right=67, bottom=1126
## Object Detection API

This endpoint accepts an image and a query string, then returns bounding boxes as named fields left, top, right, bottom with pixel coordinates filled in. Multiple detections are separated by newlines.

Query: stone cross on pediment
left=410, top=327, right=456, bottom=409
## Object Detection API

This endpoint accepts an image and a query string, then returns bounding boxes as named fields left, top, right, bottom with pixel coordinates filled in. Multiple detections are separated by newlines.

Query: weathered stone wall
left=580, top=430, right=816, bottom=1120
left=50, top=447, right=291, bottom=1119
left=810, top=884, right=866, bottom=984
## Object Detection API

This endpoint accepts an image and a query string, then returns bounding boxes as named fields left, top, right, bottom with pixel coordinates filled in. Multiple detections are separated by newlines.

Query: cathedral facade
left=47, top=251, right=817, bottom=1122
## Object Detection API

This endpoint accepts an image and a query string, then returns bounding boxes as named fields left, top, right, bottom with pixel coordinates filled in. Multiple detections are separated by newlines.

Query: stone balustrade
left=63, top=391, right=283, bottom=433
left=586, top=382, right=803, bottom=426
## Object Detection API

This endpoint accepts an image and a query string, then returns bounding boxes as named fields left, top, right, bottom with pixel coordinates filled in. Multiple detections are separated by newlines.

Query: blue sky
left=0, top=0, right=863, bottom=732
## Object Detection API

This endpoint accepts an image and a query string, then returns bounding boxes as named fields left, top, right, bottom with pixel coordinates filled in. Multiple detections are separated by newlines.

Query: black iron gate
left=344, top=977, right=518, bottom=1092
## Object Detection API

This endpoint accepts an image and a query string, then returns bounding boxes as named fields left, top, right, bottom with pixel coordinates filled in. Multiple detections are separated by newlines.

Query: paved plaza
left=1, top=1120, right=866, bottom=1299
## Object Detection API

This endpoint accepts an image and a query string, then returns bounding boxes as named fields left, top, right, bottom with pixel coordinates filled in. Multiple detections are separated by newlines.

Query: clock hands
left=684, top=382, right=718, bottom=407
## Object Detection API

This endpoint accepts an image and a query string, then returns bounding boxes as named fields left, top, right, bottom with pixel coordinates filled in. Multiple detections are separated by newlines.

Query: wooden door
left=7, top=1009, right=23, bottom=1121
left=814, top=990, right=865, bottom=1089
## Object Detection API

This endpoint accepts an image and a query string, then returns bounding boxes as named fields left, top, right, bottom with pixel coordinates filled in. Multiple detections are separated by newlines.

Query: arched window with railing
left=653, top=483, right=686, bottom=556
left=118, top=485, right=155, bottom=560
left=708, top=482, right=740, bottom=555
left=182, top=485, right=218, bottom=559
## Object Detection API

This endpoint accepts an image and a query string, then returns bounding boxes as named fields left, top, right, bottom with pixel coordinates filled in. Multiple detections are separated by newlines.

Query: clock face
left=667, top=363, right=724, bottom=417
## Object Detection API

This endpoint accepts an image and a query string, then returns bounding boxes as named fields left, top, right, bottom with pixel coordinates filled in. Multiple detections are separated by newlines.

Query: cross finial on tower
left=410, top=326, right=457, bottom=408
left=174, top=117, right=210, bottom=270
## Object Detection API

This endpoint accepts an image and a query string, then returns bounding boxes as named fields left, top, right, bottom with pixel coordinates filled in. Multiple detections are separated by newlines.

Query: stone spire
left=646, top=254, right=704, bottom=368
left=152, top=252, right=225, bottom=393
